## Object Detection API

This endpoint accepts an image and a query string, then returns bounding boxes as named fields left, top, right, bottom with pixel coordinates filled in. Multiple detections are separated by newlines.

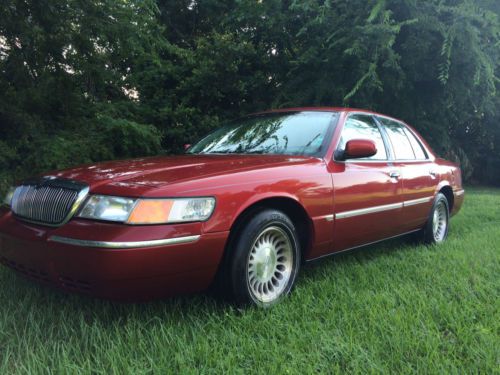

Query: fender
left=230, top=191, right=308, bottom=228
left=225, top=191, right=327, bottom=260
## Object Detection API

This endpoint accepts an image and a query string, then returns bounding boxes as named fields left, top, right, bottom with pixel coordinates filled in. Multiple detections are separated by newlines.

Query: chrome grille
left=11, top=178, right=88, bottom=226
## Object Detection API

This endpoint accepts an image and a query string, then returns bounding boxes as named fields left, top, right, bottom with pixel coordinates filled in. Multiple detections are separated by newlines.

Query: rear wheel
left=226, top=209, right=301, bottom=307
left=421, top=193, right=450, bottom=244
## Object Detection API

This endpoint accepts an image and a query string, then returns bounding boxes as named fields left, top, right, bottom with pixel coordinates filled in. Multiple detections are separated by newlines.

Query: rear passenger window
left=338, top=115, right=387, bottom=160
left=378, top=117, right=415, bottom=160
left=404, top=128, right=427, bottom=160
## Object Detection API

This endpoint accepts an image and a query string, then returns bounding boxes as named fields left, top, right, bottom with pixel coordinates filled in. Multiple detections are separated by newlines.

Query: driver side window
left=338, top=114, right=388, bottom=160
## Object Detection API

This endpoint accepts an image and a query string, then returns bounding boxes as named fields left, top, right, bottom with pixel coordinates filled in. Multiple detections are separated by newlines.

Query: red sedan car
left=0, top=108, right=464, bottom=306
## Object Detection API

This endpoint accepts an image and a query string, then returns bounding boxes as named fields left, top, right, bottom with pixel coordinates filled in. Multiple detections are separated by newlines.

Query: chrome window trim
left=342, top=158, right=432, bottom=164
left=48, top=234, right=201, bottom=249
left=385, top=159, right=430, bottom=163
left=335, top=196, right=434, bottom=219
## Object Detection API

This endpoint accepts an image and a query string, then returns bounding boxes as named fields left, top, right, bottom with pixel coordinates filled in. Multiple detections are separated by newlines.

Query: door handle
left=429, top=170, right=437, bottom=177
left=389, top=171, right=400, bottom=179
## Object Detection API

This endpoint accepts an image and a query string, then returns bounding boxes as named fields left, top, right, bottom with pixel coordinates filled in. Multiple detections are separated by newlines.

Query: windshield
left=188, top=111, right=338, bottom=156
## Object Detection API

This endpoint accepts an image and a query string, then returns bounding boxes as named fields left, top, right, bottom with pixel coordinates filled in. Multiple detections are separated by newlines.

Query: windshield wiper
left=243, top=150, right=265, bottom=154
left=298, top=133, right=321, bottom=155
left=201, top=150, right=235, bottom=154
left=201, top=150, right=266, bottom=155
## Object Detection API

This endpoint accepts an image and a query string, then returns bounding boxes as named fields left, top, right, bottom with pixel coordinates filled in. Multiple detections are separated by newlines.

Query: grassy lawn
left=0, top=188, right=499, bottom=374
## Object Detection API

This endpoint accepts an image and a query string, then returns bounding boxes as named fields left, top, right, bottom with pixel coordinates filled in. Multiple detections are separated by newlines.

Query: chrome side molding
left=403, top=197, right=433, bottom=207
left=335, top=196, right=434, bottom=220
left=335, top=202, right=404, bottom=219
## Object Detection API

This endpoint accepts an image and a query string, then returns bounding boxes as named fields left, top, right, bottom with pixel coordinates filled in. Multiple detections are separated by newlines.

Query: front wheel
left=421, top=193, right=450, bottom=244
left=227, top=209, right=301, bottom=307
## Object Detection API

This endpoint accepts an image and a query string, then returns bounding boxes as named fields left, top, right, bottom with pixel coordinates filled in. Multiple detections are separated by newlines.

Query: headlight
left=77, top=195, right=136, bottom=222
left=3, top=187, right=16, bottom=206
left=77, top=195, right=215, bottom=224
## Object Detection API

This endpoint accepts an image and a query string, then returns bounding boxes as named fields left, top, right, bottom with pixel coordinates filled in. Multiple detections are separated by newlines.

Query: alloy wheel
left=246, top=226, right=294, bottom=303
left=432, top=200, right=448, bottom=242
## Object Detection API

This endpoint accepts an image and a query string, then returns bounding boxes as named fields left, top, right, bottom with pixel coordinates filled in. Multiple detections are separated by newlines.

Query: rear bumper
left=0, top=209, right=228, bottom=300
left=451, top=189, right=465, bottom=216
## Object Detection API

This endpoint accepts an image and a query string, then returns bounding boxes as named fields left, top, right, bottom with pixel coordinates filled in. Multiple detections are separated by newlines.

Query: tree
left=0, top=0, right=163, bottom=191
left=0, top=0, right=499, bottom=190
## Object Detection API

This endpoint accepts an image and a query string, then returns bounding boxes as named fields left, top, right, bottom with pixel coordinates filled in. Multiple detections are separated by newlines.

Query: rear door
left=331, top=113, right=403, bottom=252
left=376, top=116, right=436, bottom=232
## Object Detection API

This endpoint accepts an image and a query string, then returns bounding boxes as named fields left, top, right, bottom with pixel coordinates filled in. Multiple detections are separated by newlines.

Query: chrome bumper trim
left=315, top=214, right=334, bottom=222
left=48, top=235, right=201, bottom=249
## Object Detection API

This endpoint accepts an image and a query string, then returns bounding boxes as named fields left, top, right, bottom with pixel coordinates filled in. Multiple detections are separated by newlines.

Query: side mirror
left=343, top=139, right=377, bottom=160
left=183, top=144, right=191, bottom=151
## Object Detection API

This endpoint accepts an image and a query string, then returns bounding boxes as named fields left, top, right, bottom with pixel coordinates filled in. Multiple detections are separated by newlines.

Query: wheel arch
left=438, top=185, right=454, bottom=212
left=227, top=196, right=314, bottom=261
left=434, top=179, right=454, bottom=211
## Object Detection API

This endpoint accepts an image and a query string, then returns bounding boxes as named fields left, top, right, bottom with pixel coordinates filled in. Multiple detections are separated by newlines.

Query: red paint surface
left=0, top=108, right=464, bottom=300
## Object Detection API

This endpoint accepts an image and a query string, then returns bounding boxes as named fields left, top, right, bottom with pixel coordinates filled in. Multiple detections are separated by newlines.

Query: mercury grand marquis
left=0, top=108, right=464, bottom=307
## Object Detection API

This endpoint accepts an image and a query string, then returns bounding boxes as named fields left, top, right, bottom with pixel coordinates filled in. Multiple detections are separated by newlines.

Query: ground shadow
left=0, top=233, right=421, bottom=326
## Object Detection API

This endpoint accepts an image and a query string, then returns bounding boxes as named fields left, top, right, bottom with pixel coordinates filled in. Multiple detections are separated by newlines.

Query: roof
left=257, top=107, right=383, bottom=116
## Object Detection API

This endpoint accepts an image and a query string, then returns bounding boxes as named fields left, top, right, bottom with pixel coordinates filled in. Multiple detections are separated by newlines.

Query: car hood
left=49, top=154, right=319, bottom=196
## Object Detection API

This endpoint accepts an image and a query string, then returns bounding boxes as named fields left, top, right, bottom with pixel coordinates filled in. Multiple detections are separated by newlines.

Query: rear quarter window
left=377, top=117, right=415, bottom=160
left=403, top=128, right=428, bottom=160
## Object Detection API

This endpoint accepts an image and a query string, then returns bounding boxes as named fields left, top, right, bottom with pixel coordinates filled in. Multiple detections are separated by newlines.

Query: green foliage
left=0, top=0, right=164, bottom=190
left=96, top=116, right=163, bottom=158
left=19, top=118, right=162, bottom=173
left=0, top=0, right=499, bottom=188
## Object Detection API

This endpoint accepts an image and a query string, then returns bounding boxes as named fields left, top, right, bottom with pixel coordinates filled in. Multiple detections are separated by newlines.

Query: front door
left=330, top=114, right=403, bottom=252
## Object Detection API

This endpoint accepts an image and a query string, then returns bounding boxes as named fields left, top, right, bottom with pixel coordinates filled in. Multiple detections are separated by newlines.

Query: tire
left=421, top=192, right=450, bottom=244
left=226, top=209, right=301, bottom=307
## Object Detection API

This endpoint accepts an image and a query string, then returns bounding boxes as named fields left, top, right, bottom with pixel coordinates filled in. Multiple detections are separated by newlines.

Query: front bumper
left=0, top=208, right=228, bottom=300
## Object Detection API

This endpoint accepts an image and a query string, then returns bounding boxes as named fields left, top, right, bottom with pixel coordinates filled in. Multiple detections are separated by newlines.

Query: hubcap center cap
left=255, top=246, right=276, bottom=281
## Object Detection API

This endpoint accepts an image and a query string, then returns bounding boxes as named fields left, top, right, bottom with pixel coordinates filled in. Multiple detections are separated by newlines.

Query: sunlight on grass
left=0, top=188, right=499, bottom=373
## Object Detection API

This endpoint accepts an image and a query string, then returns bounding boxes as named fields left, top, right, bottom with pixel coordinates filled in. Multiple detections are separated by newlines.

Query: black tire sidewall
left=229, top=209, right=301, bottom=307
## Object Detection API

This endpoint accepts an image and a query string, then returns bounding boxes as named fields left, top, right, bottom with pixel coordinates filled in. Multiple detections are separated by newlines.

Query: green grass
left=1, top=188, right=499, bottom=374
